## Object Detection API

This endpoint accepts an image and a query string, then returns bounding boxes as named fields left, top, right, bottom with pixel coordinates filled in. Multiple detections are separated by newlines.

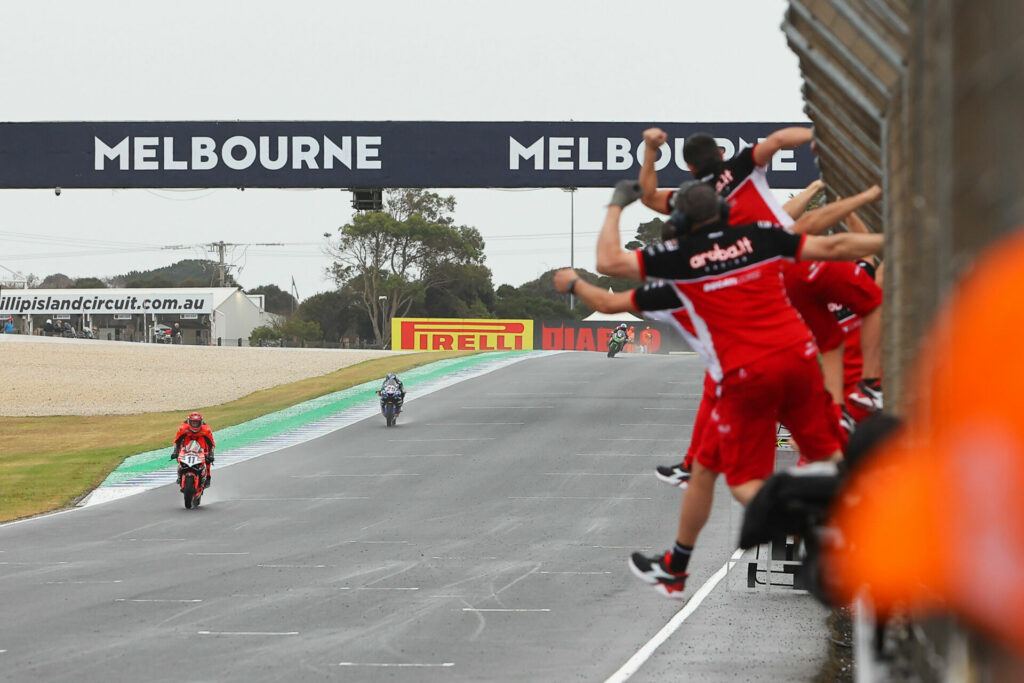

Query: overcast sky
left=0, top=0, right=806, bottom=299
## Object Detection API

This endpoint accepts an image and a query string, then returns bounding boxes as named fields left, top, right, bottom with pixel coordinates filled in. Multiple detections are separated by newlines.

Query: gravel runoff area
left=0, top=335, right=409, bottom=417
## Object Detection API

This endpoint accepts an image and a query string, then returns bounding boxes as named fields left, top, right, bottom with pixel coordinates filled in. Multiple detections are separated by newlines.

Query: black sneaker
left=629, top=551, right=689, bottom=599
left=655, top=462, right=691, bottom=488
left=839, top=406, right=855, bottom=437
left=848, top=380, right=883, bottom=412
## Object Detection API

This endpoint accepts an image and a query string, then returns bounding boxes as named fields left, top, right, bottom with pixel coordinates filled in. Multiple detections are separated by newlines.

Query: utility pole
left=162, top=241, right=286, bottom=287
left=213, top=241, right=228, bottom=287
left=562, top=188, right=577, bottom=309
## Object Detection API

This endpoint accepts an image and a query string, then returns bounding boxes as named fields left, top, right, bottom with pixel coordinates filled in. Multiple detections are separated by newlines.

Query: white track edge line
left=605, top=548, right=744, bottom=683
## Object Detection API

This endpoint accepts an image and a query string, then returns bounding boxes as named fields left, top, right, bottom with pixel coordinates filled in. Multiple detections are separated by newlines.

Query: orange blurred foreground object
left=828, top=228, right=1024, bottom=652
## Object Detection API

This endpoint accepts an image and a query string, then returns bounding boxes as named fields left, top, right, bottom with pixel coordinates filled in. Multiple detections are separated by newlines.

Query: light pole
left=562, top=187, right=577, bottom=309
left=378, top=295, right=388, bottom=348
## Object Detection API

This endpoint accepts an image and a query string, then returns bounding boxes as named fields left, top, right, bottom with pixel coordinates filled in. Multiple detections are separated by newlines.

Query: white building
left=0, top=287, right=280, bottom=345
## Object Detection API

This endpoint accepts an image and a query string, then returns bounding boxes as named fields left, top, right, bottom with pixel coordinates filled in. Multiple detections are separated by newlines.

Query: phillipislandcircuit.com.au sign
left=0, top=290, right=212, bottom=315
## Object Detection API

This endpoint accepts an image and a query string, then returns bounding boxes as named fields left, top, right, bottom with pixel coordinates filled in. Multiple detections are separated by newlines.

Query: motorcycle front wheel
left=183, top=476, right=196, bottom=509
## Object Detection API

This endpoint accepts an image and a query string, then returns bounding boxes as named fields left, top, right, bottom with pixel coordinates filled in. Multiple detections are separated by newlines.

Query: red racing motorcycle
left=176, top=439, right=209, bottom=509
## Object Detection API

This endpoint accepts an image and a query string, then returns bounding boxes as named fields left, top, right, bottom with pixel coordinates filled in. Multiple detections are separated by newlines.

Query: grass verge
left=0, top=351, right=478, bottom=523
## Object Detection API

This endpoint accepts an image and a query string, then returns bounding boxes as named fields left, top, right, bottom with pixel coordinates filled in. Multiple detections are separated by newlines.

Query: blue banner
left=0, top=121, right=816, bottom=189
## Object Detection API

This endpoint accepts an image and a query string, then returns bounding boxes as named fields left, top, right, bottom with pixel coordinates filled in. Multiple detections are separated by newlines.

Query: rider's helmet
left=386, top=372, right=397, bottom=381
left=618, top=323, right=628, bottom=331
left=187, top=411, right=203, bottom=433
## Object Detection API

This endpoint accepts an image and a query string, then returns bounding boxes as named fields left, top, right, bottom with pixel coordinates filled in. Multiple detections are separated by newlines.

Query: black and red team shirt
left=669, top=144, right=795, bottom=228
left=634, top=220, right=816, bottom=381
left=629, top=283, right=710, bottom=363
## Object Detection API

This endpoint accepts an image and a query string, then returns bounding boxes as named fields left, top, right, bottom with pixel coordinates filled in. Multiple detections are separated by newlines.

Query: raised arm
left=790, top=185, right=882, bottom=235
left=800, top=232, right=884, bottom=262
left=639, top=128, right=674, bottom=215
left=752, top=126, right=814, bottom=167
left=782, top=179, right=824, bottom=219
left=594, top=181, right=644, bottom=279
left=844, top=208, right=871, bottom=234
left=553, top=268, right=640, bottom=314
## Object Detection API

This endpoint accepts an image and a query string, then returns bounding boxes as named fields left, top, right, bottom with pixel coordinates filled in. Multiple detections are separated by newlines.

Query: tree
left=324, top=189, right=486, bottom=346
left=296, top=288, right=374, bottom=343
left=278, top=317, right=322, bottom=342
left=247, top=284, right=297, bottom=315
left=422, top=263, right=495, bottom=318
left=39, top=273, right=74, bottom=288
left=72, top=277, right=107, bottom=288
left=624, top=218, right=667, bottom=250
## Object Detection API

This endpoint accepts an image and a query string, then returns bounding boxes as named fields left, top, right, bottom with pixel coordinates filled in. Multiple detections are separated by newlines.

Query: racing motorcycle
left=380, top=383, right=403, bottom=427
left=176, top=439, right=209, bottom=509
left=607, top=328, right=628, bottom=358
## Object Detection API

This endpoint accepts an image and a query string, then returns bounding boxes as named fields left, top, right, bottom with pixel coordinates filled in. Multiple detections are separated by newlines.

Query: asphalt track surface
left=0, top=352, right=827, bottom=682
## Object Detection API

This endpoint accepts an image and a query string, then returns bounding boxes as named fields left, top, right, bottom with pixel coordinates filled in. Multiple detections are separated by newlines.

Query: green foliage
left=71, top=277, right=107, bottom=288
left=278, top=317, right=322, bottom=342
left=248, top=317, right=323, bottom=344
left=248, top=325, right=277, bottom=344
left=493, top=291, right=573, bottom=319
left=324, top=188, right=488, bottom=345
left=296, top=290, right=366, bottom=342
left=624, top=217, right=667, bottom=250
left=247, top=284, right=297, bottom=315
left=38, top=273, right=74, bottom=288
left=422, top=263, right=495, bottom=318
left=113, top=259, right=236, bottom=288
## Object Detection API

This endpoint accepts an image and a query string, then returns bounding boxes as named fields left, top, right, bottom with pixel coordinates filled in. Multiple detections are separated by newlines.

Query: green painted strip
left=101, top=351, right=520, bottom=486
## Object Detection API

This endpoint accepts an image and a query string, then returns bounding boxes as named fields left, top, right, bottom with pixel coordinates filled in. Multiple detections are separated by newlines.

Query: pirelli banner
left=392, top=318, right=534, bottom=352
left=391, top=318, right=691, bottom=354
left=0, top=121, right=815, bottom=189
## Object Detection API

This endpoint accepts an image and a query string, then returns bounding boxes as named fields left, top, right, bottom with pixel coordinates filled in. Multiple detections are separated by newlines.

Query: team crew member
left=593, top=180, right=884, bottom=598
left=639, top=127, right=885, bottom=409
left=650, top=175, right=885, bottom=482
left=170, top=411, right=216, bottom=488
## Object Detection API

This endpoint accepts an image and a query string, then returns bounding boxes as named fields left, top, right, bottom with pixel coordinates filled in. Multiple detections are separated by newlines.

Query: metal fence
left=784, top=1, right=1024, bottom=678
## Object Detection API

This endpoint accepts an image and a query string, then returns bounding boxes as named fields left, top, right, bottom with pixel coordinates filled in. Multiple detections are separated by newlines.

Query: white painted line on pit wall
left=339, top=662, right=454, bottom=668
left=605, top=548, right=744, bottom=683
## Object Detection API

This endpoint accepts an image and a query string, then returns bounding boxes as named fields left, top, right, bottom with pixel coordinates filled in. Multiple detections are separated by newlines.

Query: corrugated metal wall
left=783, top=0, right=1023, bottom=410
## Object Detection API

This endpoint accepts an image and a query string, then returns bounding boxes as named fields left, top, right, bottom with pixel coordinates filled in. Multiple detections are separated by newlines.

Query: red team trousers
left=695, top=346, right=842, bottom=486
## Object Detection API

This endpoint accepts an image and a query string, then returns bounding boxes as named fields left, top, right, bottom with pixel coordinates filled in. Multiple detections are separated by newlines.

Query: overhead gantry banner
left=0, top=121, right=815, bottom=189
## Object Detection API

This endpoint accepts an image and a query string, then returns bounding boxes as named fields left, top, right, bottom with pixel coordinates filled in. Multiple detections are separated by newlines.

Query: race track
left=0, top=352, right=826, bottom=682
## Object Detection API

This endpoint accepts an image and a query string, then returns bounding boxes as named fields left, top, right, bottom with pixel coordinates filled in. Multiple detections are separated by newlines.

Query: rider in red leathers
left=170, top=411, right=216, bottom=488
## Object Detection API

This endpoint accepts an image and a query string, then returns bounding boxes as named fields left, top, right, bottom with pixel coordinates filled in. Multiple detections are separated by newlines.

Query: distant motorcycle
left=176, top=439, right=208, bottom=509
left=607, top=329, right=628, bottom=358
left=379, top=383, right=403, bottom=427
